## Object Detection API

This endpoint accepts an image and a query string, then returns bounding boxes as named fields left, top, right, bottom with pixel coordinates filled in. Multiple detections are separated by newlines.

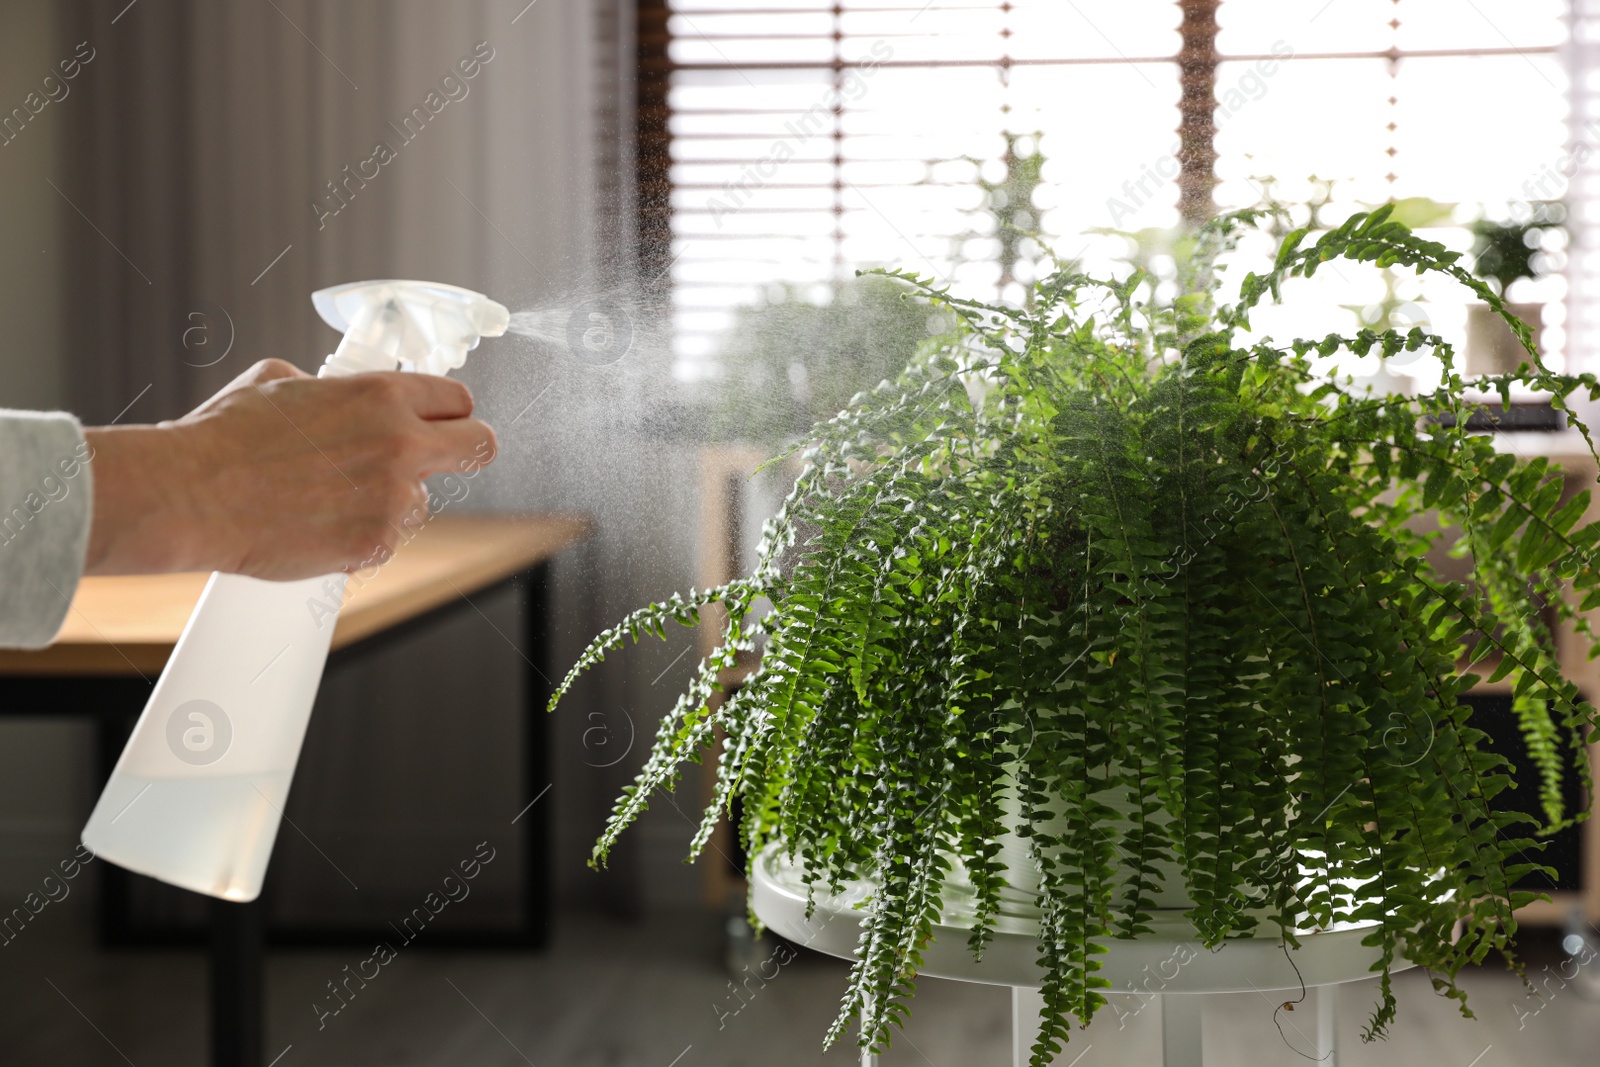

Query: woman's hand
left=83, top=359, right=498, bottom=579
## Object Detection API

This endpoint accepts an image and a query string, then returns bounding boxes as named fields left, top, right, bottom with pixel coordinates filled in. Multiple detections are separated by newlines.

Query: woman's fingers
left=413, top=416, right=498, bottom=477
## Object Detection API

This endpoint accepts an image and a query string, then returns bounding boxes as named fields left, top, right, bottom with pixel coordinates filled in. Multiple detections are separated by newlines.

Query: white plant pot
left=1464, top=301, right=1542, bottom=377
left=935, top=765, right=1197, bottom=928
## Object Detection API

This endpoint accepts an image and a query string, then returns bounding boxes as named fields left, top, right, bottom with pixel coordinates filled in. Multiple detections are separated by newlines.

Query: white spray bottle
left=81, top=280, right=509, bottom=901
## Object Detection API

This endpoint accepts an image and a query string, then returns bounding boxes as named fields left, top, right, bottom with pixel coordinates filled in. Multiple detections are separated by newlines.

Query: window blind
left=654, top=0, right=1573, bottom=383
left=1566, top=0, right=1600, bottom=379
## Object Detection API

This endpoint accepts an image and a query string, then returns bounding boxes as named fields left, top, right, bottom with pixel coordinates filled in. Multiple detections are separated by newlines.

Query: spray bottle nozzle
left=312, top=280, right=510, bottom=378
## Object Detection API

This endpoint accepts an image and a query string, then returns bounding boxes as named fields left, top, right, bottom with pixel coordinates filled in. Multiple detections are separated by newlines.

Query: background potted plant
left=702, top=275, right=934, bottom=448
left=939, top=131, right=1048, bottom=304
left=1465, top=202, right=1564, bottom=377
left=552, top=206, right=1600, bottom=1065
left=702, top=132, right=1048, bottom=450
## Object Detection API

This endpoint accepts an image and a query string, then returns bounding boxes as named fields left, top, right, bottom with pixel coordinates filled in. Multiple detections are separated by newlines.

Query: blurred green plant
left=1471, top=201, right=1565, bottom=297
left=705, top=132, right=1044, bottom=445
left=704, top=275, right=933, bottom=445
left=964, top=131, right=1047, bottom=297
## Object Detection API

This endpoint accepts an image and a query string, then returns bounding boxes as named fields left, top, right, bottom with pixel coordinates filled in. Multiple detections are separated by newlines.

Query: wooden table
left=0, top=513, right=589, bottom=675
left=0, top=514, right=589, bottom=1067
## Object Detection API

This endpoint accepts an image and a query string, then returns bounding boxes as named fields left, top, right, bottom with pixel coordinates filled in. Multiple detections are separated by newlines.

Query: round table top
left=750, top=846, right=1416, bottom=994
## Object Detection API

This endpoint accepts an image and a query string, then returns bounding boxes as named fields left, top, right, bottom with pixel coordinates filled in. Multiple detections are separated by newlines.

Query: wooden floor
left=0, top=904, right=1596, bottom=1066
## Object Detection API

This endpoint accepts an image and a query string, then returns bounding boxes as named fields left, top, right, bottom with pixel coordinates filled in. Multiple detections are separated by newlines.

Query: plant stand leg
left=1315, top=984, right=1338, bottom=1066
left=860, top=994, right=878, bottom=1067
left=1159, top=995, right=1202, bottom=1067
left=1012, top=986, right=1043, bottom=1067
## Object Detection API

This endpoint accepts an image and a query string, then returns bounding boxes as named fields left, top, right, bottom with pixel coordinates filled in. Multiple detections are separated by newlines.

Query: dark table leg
left=210, top=898, right=263, bottom=1067
left=521, top=563, right=553, bottom=948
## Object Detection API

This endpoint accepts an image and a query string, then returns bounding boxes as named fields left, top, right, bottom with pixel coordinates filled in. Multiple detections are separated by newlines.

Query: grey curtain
left=58, top=0, right=622, bottom=422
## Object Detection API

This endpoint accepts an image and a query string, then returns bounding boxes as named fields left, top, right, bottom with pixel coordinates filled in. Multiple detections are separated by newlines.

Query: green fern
left=551, top=206, right=1600, bottom=1064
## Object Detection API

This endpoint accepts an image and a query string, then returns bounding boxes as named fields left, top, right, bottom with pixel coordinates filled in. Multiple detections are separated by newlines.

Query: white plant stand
left=750, top=847, right=1413, bottom=1067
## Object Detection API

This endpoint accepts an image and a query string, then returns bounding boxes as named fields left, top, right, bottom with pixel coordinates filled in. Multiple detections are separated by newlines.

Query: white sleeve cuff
left=0, top=411, right=93, bottom=648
